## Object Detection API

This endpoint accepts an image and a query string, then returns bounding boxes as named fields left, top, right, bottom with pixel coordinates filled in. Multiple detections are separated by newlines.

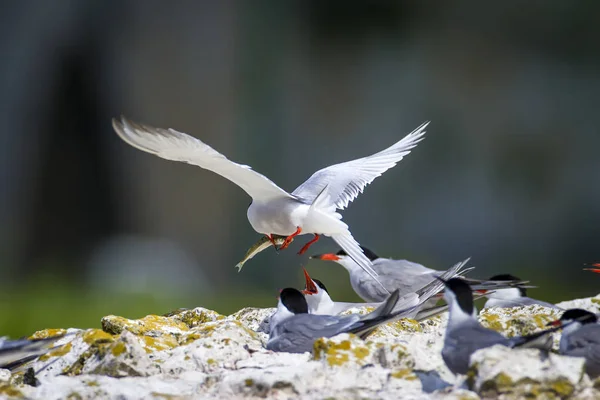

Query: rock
left=469, top=345, right=587, bottom=398
left=0, top=293, right=597, bottom=399
left=557, top=293, right=600, bottom=314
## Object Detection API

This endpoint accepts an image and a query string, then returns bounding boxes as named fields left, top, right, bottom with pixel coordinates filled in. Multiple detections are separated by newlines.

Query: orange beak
left=584, top=263, right=600, bottom=274
left=301, top=267, right=318, bottom=295
left=311, top=253, right=340, bottom=261
left=546, top=319, right=562, bottom=327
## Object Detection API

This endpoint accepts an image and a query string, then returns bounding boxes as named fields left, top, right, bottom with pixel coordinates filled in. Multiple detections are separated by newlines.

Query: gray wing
left=292, top=123, right=427, bottom=210
left=113, top=117, right=292, bottom=202
left=442, top=324, right=509, bottom=375
left=562, top=325, right=600, bottom=364
left=268, top=314, right=360, bottom=353
left=0, top=336, right=66, bottom=370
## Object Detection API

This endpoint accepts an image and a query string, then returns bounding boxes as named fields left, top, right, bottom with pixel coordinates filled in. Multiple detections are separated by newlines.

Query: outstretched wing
left=113, top=116, right=292, bottom=202
left=292, top=122, right=427, bottom=210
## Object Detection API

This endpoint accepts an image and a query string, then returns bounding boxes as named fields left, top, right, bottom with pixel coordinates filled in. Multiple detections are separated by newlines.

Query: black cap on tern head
left=312, top=279, right=329, bottom=294
left=279, top=288, right=309, bottom=314
left=489, top=274, right=527, bottom=297
left=442, top=277, right=474, bottom=315
left=336, top=246, right=379, bottom=261
left=560, top=308, right=597, bottom=324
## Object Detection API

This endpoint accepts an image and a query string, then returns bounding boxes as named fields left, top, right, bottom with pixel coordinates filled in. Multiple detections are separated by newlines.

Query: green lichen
left=66, top=392, right=83, bottom=400
left=38, top=342, right=72, bottom=361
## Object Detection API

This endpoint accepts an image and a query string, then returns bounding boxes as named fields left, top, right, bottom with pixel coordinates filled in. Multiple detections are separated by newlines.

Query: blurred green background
left=1, top=1, right=599, bottom=338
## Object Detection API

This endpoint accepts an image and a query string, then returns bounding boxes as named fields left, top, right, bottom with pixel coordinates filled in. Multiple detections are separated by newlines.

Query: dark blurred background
left=1, top=1, right=599, bottom=337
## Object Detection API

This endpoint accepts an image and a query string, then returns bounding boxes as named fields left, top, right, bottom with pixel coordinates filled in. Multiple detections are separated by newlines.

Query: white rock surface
left=0, top=293, right=598, bottom=399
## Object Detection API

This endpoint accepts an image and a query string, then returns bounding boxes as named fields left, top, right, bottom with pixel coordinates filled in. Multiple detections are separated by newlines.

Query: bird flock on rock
left=2, top=118, right=597, bottom=381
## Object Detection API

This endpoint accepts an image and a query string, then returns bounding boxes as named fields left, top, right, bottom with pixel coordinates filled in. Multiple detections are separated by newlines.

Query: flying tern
left=267, top=287, right=414, bottom=353
left=311, top=247, right=529, bottom=303
left=113, top=116, right=428, bottom=285
left=547, top=309, right=600, bottom=378
left=482, top=274, right=562, bottom=310
left=440, top=277, right=557, bottom=375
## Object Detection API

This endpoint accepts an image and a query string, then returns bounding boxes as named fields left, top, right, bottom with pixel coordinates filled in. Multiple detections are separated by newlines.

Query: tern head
left=488, top=274, right=527, bottom=298
left=279, top=288, right=309, bottom=315
left=438, top=277, right=475, bottom=317
left=547, top=308, right=597, bottom=331
left=310, top=246, right=379, bottom=269
left=300, top=267, right=334, bottom=314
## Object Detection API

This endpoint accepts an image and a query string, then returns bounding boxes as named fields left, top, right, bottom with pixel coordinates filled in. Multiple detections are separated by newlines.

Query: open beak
left=310, top=253, right=340, bottom=261
left=546, top=319, right=562, bottom=327
left=301, top=267, right=318, bottom=295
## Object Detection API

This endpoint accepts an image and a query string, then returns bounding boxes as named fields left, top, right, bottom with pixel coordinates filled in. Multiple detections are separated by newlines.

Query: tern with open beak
left=113, top=116, right=428, bottom=286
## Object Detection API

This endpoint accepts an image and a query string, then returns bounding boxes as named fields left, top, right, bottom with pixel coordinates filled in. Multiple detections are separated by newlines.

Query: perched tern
left=482, top=274, right=562, bottom=310
left=267, top=287, right=412, bottom=353
left=311, top=247, right=529, bottom=303
left=0, top=334, right=67, bottom=370
left=547, top=309, right=600, bottom=378
left=301, top=259, right=471, bottom=318
left=113, top=116, right=428, bottom=285
left=440, top=278, right=556, bottom=375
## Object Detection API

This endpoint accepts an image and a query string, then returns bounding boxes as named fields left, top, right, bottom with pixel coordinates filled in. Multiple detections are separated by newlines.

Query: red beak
left=546, top=319, right=562, bottom=327
left=301, top=267, right=318, bottom=295
left=584, top=263, right=600, bottom=274
left=311, top=253, right=340, bottom=261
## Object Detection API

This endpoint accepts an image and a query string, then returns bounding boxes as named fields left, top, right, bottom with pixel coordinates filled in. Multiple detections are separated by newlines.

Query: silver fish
left=235, top=235, right=290, bottom=272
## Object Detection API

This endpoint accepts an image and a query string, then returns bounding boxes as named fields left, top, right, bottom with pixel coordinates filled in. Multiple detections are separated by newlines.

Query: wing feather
left=113, top=116, right=291, bottom=201
left=292, top=122, right=427, bottom=209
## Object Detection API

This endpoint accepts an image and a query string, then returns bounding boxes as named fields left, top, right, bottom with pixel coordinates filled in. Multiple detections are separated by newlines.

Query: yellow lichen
left=139, top=335, right=179, bottom=353
left=313, top=337, right=367, bottom=366
left=550, top=379, right=575, bottom=397
left=101, top=315, right=189, bottom=336
left=244, top=379, right=254, bottom=387
left=0, top=385, right=23, bottom=397
left=480, top=314, right=503, bottom=332
left=110, top=341, right=127, bottom=357
left=176, top=309, right=225, bottom=328
left=28, top=328, right=67, bottom=340
left=83, top=329, right=114, bottom=345
left=391, top=368, right=417, bottom=380
left=38, top=342, right=72, bottom=361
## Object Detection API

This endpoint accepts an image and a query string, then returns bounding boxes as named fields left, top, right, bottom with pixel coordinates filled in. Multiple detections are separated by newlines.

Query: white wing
left=113, top=117, right=292, bottom=201
left=292, top=122, right=428, bottom=209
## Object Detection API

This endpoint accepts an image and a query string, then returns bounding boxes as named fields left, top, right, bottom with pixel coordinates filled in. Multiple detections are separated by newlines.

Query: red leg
left=297, top=234, right=320, bottom=255
left=279, top=226, right=302, bottom=250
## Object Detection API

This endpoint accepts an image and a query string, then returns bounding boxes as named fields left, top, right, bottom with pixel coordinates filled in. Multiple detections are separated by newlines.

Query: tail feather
left=349, top=289, right=401, bottom=339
